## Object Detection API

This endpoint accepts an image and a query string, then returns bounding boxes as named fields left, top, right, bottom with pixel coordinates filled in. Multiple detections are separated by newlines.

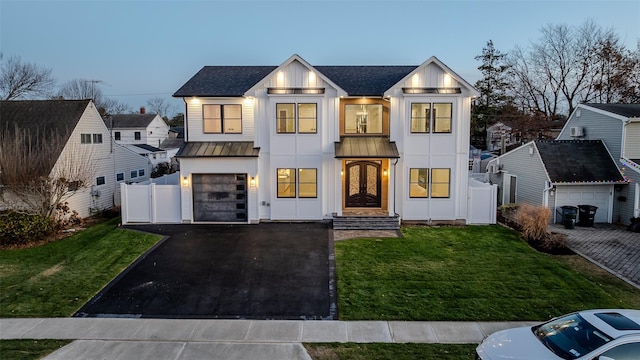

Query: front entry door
left=345, top=160, right=381, bottom=207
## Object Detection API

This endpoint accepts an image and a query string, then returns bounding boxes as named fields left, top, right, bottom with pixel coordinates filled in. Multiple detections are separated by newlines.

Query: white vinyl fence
left=467, top=178, right=498, bottom=224
left=120, top=182, right=181, bottom=224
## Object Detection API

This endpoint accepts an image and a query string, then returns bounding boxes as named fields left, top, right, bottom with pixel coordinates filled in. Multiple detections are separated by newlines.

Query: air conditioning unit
left=570, top=126, right=584, bottom=137
left=487, top=163, right=499, bottom=174
left=90, top=187, right=101, bottom=197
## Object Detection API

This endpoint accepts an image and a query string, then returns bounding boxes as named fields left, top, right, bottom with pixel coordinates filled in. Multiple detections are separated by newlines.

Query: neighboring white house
left=166, top=54, right=483, bottom=227
left=556, top=103, right=640, bottom=224
left=0, top=99, right=152, bottom=218
left=124, top=144, right=170, bottom=168
left=108, top=111, right=170, bottom=148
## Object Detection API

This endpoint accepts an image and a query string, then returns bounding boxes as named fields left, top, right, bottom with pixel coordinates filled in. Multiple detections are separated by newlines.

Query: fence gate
left=120, top=183, right=181, bottom=224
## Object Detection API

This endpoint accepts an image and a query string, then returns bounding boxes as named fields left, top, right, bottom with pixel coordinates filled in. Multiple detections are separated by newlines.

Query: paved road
left=550, top=223, right=640, bottom=289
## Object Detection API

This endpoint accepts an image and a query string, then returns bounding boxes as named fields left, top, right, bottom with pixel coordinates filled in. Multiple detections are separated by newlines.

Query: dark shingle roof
left=173, top=66, right=277, bottom=97
left=176, top=141, right=260, bottom=157
left=0, top=100, right=91, bottom=174
left=172, top=65, right=418, bottom=97
left=536, top=140, right=625, bottom=183
left=315, top=66, right=417, bottom=96
left=584, top=104, right=640, bottom=118
left=109, top=113, right=160, bottom=128
left=133, top=144, right=164, bottom=152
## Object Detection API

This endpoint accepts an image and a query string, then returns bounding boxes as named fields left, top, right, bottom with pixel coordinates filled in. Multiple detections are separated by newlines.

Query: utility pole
left=84, top=79, right=104, bottom=101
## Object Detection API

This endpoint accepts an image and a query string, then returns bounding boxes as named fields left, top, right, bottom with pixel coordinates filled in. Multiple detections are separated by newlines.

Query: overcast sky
left=1, top=0, right=639, bottom=116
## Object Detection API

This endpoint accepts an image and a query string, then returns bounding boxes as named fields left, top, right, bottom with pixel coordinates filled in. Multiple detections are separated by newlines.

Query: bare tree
left=146, top=96, right=175, bottom=118
left=56, top=79, right=130, bottom=117
left=0, top=54, right=55, bottom=100
left=0, top=124, right=95, bottom=219
left=505, top=20, right=637, bottom=119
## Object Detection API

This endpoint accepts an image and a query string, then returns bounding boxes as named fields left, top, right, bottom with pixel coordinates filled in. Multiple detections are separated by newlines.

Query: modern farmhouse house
left=170, top=54, right=482, bottom=227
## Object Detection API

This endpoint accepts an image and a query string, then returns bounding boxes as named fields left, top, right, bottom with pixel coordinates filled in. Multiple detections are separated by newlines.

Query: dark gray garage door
left=192, top=174, right=247, bottom=222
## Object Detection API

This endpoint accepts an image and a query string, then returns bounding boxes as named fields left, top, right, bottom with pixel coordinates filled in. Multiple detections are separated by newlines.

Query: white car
left=476, top=309, right=640, bottom=360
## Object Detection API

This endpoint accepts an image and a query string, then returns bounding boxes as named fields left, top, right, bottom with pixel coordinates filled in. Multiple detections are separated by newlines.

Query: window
left=298, top=103, right=317, bottom=133
left=345, top=104, right=383, bottom=134
left=431, top=168, right=450, bottom=198
left=298, top=168, right=317, bottom=198
left=599, top=342, right=640, bottom=359
left=114, top=132, right=121, bottom=140
left=203, top=104, right=242, bottom=133
left=138, top=169, right=145, bottom=177
left=96, top=176, right=106, bottom=186
left=134, top=131, right=141, bottom=140
left=409, top=168, right=429, bottom=197
left=130, top=170, right=138, bottom=179
left=275, top=103, right=317, bottom=134
left=411, top=103, right=430, bottom=133
left=410, top=102, right=452, bottom=133
left=92, top=133, right=103, bottom=144
left=116, top=173, right=124, bottom=182
left=276, top=104, right=296, bottom=133
left=81, top=133, right=92, bottom=144
left=433, top=103, right=452, bottom=133
left=277, top=168, right=296, bottom=198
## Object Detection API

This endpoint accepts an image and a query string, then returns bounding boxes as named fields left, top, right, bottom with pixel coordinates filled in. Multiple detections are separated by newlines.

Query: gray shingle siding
left=558, top=107, right=623, bottom=159
left=616, top=167, right=639, bottom=223
left=498, top=144, right=549, bottom=206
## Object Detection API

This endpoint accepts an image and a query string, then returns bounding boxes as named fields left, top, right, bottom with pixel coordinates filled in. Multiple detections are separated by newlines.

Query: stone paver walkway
left=550, top=223, right=640, bottom=289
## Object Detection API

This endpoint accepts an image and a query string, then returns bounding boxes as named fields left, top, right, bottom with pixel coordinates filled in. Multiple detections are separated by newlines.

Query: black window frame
left=80, top=133, right=92, bottom=144
left=134, top=131, right=141, bottom=140
left=96, top=176, right=106, bottom=186
left=203, top=104, right=243, bottom=134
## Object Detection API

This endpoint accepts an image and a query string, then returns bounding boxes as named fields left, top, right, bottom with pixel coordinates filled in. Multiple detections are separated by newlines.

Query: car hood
left=477, top=326, right=562, bottom=360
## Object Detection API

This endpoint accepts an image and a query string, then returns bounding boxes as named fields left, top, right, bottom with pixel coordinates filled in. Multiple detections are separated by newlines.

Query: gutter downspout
left=393, top=158, right=399, bottom=217
left=543, top=181, right=555, bottom=222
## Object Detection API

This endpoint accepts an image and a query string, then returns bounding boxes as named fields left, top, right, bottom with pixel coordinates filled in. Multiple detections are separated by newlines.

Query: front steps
left=332, top=213, right=400, bottom=230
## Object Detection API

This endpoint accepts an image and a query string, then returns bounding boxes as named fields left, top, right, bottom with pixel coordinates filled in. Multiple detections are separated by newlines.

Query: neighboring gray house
left=487, top=140, right=626, bottom=224
left=556, top=103, right=640, bottom=224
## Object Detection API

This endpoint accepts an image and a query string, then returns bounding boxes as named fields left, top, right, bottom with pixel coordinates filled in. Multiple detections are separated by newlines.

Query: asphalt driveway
left=74, top=222, right=335, bottom=320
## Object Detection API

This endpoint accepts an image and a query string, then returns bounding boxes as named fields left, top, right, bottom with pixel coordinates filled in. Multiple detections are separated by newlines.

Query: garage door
left=192, top=174, right=247, bottom=222
left=556, top=185, right=611, bottom=223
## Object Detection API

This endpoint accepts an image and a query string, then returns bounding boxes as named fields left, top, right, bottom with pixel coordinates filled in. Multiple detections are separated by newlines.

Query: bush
left=0, top=211, right=55, bottom=247
left=515, top=203, right=550, bottom=242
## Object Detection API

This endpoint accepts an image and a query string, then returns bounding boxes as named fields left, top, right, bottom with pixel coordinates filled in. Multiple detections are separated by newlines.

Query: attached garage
left=192, top=174, right=248, bottom=222
left=555, top=185, right=612, bottom=223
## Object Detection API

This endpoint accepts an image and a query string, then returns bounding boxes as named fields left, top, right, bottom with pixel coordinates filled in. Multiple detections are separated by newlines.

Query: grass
left=304, top=343, right=477, bottom=360
left=335, top=225, right=640, bottom=321
left=0, top=217, right=162, bottom=317
left=0, top=340, right=71, bottom=360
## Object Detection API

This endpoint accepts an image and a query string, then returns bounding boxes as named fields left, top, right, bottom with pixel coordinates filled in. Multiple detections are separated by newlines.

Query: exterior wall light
left=250, top=177, right=256, bottom=187
left=383, top=169, right=388, bottom=177
left=182, top=176, right=189, bottom=187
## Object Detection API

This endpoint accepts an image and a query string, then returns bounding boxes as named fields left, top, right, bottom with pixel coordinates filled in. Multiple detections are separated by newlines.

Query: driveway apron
left=74, top=222, right=334, bottom=320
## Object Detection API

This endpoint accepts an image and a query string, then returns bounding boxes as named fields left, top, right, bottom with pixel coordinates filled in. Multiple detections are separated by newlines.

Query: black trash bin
left=578, top=205, right=598, bottom=227
left=560, top=206, right=578, bottom=229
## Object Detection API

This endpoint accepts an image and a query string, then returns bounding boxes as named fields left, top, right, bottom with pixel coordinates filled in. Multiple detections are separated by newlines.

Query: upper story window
left=134, top=131, right=141, bottom=140
left=81, top=133, right=92, bottom=144
left=275, top=103, right=317, bottom=134
left=204, top=104, right=242, bottom=134
left=92, top=133, right=103, bottom=144
left=344, top=104, right=383, bottom=134
left=410, top=103, right=452, bottom=133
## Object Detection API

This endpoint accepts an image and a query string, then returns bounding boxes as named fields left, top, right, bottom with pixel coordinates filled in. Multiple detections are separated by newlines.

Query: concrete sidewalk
left=1, top=318, right=536, bottom=359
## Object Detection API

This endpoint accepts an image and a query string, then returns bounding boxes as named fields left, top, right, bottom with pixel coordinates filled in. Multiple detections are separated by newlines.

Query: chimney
left=140, top=106, right=146, bottom=114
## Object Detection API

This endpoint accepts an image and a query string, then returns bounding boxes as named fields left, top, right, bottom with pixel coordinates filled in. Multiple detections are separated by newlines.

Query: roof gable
left=536, top=140, right=625, bottom=183
left=384, top=56, right=480, bottom=98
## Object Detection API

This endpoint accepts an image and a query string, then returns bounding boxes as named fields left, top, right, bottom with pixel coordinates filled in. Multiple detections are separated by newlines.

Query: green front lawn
left=336, top=225, right=640, bottom=321
left=0, top=218, right=162, bottom=317
left=304, top=343, right=476, bottom=360
left=0, top=340, right=71, bottom=360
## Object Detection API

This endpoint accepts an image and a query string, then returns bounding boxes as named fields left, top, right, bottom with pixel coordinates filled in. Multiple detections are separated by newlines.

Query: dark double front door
left=345, top=160, right=381, bottom=208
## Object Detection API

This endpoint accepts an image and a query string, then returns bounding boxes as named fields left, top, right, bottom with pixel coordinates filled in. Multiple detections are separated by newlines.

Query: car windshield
left=533, top=313, right=613, bottom=359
